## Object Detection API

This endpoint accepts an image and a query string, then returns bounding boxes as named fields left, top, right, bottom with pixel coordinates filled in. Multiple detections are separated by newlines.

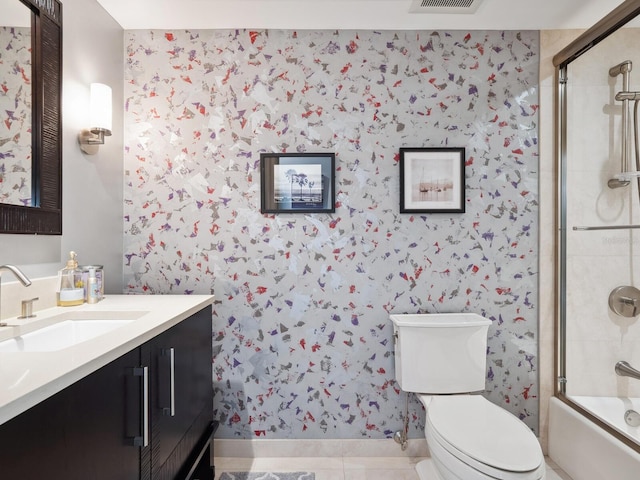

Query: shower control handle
left=609, top=286, right=640, bottom=317
left=620, top=296, right=637, bottom=306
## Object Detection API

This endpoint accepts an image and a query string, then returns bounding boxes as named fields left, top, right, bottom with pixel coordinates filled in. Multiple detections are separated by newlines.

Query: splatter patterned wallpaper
left=0, top=27, right=32, bottom=206
left=123, top=29, right=540, bottom=439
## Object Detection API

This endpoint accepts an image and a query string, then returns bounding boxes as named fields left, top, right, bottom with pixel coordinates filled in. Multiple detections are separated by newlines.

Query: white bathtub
left=549, top=397, right=640, bottom=480
left=573, top=395, right=640, bottom=444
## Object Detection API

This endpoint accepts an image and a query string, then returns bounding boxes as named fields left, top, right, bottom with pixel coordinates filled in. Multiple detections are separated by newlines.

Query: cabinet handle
left=169, top=347, right=176, bottom=417
left=142, top=365, right=149, bottom=446
left=133, top=366, right=149, bottom=447
left=162, top=348, right=176, bottom=417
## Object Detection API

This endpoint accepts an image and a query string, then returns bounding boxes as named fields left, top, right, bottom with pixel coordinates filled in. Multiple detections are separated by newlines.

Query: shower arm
left=615, top=361, right=640, bottom=381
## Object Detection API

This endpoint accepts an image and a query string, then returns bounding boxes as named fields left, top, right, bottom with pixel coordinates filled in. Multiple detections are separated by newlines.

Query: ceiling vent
left=409, top=0, right=484, bottom=14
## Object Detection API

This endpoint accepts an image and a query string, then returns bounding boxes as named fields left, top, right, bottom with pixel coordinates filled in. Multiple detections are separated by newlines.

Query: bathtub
left=549, top=397, right=640, bottom=480
left=573, top=395, right=640, bottom=444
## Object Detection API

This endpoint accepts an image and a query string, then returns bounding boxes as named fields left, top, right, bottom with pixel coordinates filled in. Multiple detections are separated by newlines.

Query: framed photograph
left=399, top=147, right=465, bottom=213
left=260, top=152, right=336, bottom=214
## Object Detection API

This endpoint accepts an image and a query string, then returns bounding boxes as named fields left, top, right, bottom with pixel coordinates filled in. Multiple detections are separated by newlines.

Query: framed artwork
left=399, top=147, right=465, bottom=213
left=260, top=152, right=335, bottom=214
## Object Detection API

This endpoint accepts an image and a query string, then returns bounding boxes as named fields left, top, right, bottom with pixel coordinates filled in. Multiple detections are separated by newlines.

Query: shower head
left=610, top=60, right=633, bottom=77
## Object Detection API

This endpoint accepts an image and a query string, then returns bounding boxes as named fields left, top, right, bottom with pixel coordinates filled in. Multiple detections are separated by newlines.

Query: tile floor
left=214, top=456, right=573, bottom=480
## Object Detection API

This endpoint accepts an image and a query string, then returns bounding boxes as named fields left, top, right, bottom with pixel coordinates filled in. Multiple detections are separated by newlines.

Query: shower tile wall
left=564, top=28, right=640, bottom=398
left=123, top=29, right=540, bottom=438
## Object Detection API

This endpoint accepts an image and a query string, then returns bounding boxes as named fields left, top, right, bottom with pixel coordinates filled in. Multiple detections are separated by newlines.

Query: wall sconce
left=78, top=83, right=112, bottom=155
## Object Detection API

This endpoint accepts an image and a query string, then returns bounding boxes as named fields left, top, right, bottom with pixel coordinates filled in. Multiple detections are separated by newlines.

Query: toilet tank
left=390, top=313, right=491, bottom=394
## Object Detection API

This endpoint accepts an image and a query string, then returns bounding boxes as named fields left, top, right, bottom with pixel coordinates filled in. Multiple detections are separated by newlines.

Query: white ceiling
left=96, top=0, right=626, bottom=31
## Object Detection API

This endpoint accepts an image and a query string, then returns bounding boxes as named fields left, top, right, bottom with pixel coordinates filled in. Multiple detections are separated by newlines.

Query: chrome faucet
left=0, top=265, right=32, bottom=326
left=615, top=361, right=640, bottom=381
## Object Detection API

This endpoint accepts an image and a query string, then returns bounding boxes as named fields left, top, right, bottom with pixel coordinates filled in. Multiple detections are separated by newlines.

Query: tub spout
left=615, top=361, right=640, bottom=380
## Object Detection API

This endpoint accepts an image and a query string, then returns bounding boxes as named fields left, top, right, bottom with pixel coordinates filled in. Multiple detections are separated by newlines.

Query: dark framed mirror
left=0, top=0, right=62, bottom=234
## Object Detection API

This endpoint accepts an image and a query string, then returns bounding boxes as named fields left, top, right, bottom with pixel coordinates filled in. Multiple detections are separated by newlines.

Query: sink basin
left=0, top=311, right=146, bottom=352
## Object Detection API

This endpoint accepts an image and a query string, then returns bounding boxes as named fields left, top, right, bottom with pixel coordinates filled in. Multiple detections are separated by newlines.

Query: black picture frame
left=260, top=153, right=336, bottom=214
left=399, top=147, right=465, bottom=213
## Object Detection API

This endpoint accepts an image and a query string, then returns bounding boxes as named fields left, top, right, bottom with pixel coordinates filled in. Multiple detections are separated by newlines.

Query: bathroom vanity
left=0, top=295, right=215, bottom=479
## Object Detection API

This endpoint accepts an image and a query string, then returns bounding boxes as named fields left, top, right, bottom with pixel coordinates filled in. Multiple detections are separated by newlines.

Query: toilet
left=390, top=313, right=545, bottom=480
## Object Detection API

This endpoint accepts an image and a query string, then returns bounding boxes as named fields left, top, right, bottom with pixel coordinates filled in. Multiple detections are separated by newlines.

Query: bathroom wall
left=124, top=28, right=541, bottom=439
left=538, top=28, right=583, bottom=454
left=0, top=0, right=124, bottom=295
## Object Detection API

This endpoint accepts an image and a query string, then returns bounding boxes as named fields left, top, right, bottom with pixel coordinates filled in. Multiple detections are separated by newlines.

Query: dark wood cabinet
left=0, top=307, right=213, bottom=480
left=146, top=307, right=214, bottom=480
left=0, top=371, right=77, bottom=479
left=64, top=347, right=143, bottom=479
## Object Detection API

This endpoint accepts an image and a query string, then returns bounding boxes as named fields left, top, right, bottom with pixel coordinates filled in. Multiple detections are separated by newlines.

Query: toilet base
left=418, top=456, right=547, bottom=480
left=416, top=459, right=444, bottom=480
left=417, top=453, right=523, bottom=480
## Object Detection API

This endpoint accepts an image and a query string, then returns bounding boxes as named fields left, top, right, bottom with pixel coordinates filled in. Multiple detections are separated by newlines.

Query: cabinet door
left=63, top=346, right=143, bottom=479
left=0, top=347, right=143, bottom=479
left=0, top=383, right=69, bottom=479
left=149, top=307, right=212, bottom=478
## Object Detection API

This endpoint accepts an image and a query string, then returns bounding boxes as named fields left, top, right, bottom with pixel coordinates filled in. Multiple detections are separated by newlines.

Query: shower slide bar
left=608, top=60, right=633, bottom=188
left=573, top=225, right=640, bottom=230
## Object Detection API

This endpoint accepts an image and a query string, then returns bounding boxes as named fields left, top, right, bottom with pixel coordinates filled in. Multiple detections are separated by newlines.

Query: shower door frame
left=553, top=0, right=640, bottom=454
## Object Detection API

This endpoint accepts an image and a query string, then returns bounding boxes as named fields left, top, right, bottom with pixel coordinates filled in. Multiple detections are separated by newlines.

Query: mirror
left=0, top=0, right=62, bottom=234
left=0, top=1, right=32, bottom=206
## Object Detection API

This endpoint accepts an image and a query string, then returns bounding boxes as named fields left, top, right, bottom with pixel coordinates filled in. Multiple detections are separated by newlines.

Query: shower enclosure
left=554, top=0, right=640, bottom=460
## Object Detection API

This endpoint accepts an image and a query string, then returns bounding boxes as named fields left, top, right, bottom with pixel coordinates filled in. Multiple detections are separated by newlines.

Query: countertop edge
left=0, top=294, right=215, bottom=426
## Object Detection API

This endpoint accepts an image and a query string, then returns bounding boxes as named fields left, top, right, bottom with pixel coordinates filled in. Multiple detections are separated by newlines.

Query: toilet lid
left=427, top=395, right=543, bottom=473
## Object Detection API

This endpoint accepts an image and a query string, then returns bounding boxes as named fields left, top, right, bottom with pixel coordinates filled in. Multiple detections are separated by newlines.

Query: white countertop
left=0, top=294, right=214, bottom=426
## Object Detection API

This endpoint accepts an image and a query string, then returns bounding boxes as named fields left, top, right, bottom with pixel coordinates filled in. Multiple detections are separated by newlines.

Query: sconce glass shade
left=79, top=82, right=113, bottom=154
left=90, top=82, right=112, bottom=134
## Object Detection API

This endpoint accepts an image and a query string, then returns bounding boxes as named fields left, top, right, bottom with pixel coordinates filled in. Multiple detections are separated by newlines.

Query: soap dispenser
left=57, top=251, right=84, bottom=307
left=86, top=268, right=100, bottom=304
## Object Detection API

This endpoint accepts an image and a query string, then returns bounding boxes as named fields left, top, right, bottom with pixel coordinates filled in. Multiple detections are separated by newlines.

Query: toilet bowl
left=420, top=395, right=545, bottom=480
left=389, top=313, right=545, bottom=480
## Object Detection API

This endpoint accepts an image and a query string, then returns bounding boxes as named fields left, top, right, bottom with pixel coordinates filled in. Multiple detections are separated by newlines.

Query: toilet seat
left=422, top=394, right=544, bottom=480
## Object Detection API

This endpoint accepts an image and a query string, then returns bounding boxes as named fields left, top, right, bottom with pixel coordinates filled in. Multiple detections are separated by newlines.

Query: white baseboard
left=213, top=438, right=429, bottom=458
